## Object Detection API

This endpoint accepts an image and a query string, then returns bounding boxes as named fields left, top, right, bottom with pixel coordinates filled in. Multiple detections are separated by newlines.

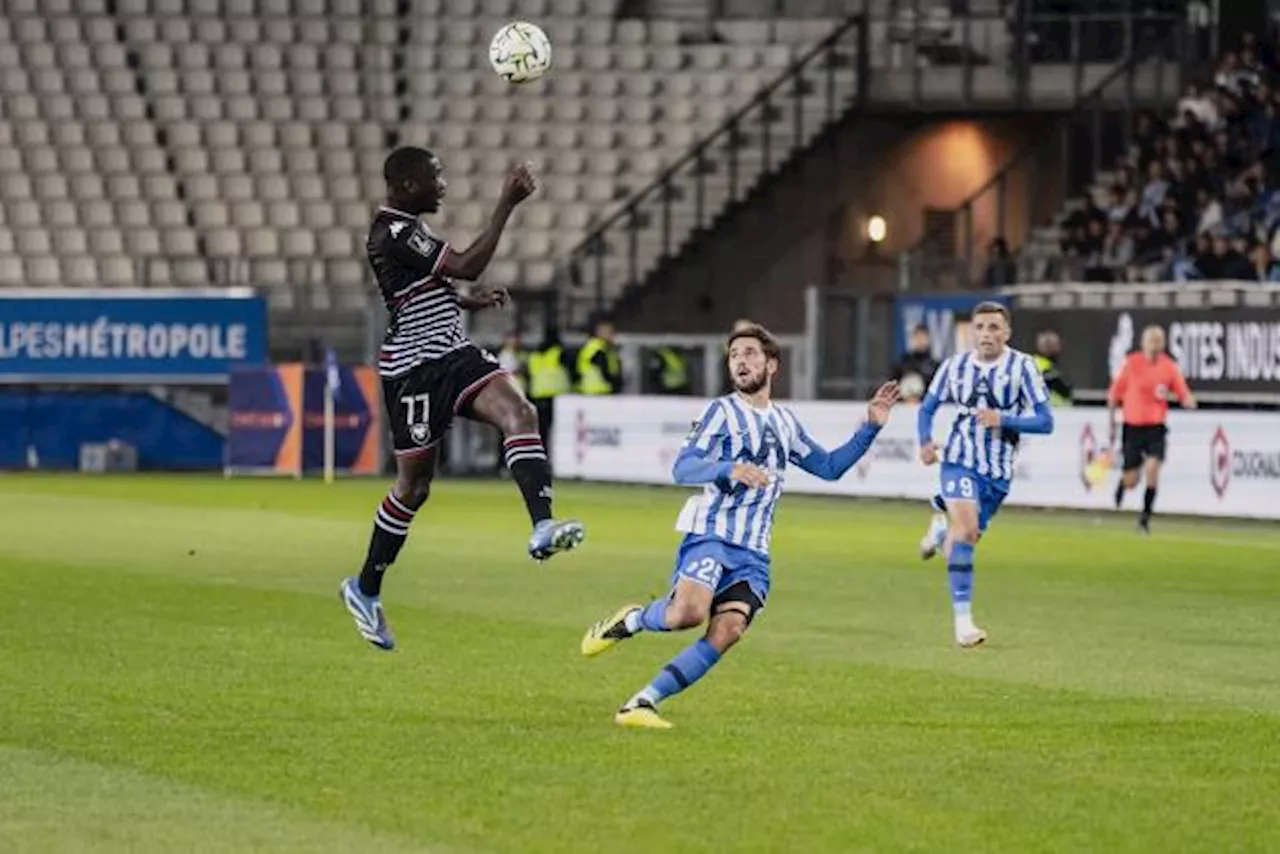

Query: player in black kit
left=340, top=146, right=585, bottom=651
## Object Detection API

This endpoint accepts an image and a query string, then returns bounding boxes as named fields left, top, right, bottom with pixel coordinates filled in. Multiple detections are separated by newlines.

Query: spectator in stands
left=1106, top=186, right=1129, bottom=222
left=1243, top=32, right=1272, bottom=67
left=1100, top=220, right=1134, bottom=277
left=577, top=317, right=622, bottom=395
left=1134, top=112, right=1163, bottom=164
left=1229, top=234, right=1257, bottom=277
left=1196, top=188, right=1225, bottom=233
left=1215, top=51, right=1260, bottom=96
left=1151, top=209, right=1185, bottom=258
left=1033, top=329, right=1073, bottom=407
left=527, top=327, right=573, bottom=450
left=646, top=346, right=692, bottom=396
left=1250, top=242, right=1280, bottom=281
left=1034, top=33, right=1280, bottom=285
left=1081, top=219, right=1111, bottom=282
left=891, top=324, right=938, bottom=404
left=1140, top=160, right=1170, bottom=219
left=983, top=237, right=1018, bottom=287
left=1191, top=231, right=1218, bottom=278
left=1181, top=157, right=1211, bottom=210
left=1207, top=230, right=1253, bottom=279
left=1178, top=82, right=1220, bottom=128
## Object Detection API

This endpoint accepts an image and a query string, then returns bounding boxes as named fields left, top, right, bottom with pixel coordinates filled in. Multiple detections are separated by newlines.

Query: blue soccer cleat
left=528, top=518, right=586, bottom=561
left=339, top=576, right=395, bottom=651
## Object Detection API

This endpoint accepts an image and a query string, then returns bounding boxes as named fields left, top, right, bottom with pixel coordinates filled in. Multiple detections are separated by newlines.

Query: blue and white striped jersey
left=921, top=347, right=1051, bottom=483
left=671, top=393, right=881, bottom=556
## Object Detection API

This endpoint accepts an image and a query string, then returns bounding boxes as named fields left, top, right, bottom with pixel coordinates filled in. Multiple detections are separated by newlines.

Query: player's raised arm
left=785, top=382, right=898, bottom=482
left=997, top=355, right=1055, bottom=435
left=918, top=356, right=952, bottom=464
left=439, top=164, right=536, bottom=281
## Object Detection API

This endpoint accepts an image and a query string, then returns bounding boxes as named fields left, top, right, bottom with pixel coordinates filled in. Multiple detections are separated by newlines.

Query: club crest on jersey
left=410, top=422, right=431, bottom=445
left=736, top=430, right=777, bottom=466
left=408, top=229, right=438, bottom=257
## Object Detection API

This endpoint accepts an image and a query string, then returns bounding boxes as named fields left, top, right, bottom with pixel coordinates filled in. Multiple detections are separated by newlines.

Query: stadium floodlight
left=866, top=214, right=887, bottom=244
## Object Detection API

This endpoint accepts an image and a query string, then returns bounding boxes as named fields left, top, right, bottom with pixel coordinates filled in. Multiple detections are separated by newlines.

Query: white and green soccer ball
left=489, top=21, right=553, bottom=84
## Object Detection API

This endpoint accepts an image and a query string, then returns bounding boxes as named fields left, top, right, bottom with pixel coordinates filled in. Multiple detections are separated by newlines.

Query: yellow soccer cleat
left=614, top=700, right=673, bottom=730
left=580, top=604, right=641, bottom=658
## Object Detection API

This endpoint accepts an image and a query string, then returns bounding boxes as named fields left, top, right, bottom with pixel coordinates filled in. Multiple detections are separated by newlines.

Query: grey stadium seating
left=0, top=0, right=825, bottom=313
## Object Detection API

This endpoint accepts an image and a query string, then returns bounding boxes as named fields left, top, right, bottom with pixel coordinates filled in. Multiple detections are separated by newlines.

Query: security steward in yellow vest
left=576, top=318, right=622, bottom=395
left=527, top=328, right=573, bottom=443
left=647, top=345, right=691, bottom=395
left=1034, top=329, right=1074, bottom=407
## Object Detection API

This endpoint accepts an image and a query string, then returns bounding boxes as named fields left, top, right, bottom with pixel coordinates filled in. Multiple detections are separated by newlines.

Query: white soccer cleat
left=954, top=618, right=987, bottom=648
left=919, top=513, right=948, bottom=559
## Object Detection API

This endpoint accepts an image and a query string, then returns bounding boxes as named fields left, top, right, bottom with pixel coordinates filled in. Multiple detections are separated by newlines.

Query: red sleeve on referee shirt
left=1107, top=356, right=1131, bottom=405
left=1168, top=358, right=1192, bottom=402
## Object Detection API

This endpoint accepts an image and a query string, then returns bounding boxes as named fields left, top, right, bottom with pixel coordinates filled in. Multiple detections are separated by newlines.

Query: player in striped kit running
left=580, top=323, right=900, bottom=729
left=916, top=302, right=1055, bottom=647
left=340, top=146, right=584, bottom=652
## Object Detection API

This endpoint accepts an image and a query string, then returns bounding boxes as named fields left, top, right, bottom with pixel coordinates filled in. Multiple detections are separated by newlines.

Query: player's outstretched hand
left=459, top=287, right=510, bottom=311
left=730, top=463, right=770, bottom=489
left=477, top=286, right=511, bottom=309
left=500, top=163, right=538, bottom=208
left=919, top=442, right=939, bottom=466
left=866, top=380, right=900, bottom=426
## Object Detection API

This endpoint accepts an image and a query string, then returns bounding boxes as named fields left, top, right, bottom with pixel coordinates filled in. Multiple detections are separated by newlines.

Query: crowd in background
left=1049, top=32, right=1280, bottom=284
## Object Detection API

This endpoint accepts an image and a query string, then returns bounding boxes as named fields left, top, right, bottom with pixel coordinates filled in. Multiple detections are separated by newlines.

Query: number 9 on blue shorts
left=940, top=463, right=1009, bottom=533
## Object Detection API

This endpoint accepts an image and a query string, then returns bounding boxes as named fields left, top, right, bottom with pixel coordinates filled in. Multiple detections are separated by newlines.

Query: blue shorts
left=670, top=535, right=771, bottom=613
left=939, top=464, right=1009, bottom=533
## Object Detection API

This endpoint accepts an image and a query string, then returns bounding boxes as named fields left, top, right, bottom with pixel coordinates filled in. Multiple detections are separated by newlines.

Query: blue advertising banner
left=0, top=289, right=267, bottom=382
left=225, top=364, right=303, bottom=475
left=893, top=292, right=1011, bottom=360
left=225, top=364, right=382, bottom=476
left=300, top=365, right=381, bottom=474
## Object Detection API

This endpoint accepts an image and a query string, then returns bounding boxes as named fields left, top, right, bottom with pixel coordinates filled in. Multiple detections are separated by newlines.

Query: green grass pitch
left=2, top=474, right=1278, bottom=853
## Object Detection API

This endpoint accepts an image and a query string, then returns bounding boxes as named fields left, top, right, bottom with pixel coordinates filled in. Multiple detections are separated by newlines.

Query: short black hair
left=727, top=323, right=782, bottom=363
left=383, top=146, right=438, bottom=184
left=972, top=301, right=1011, bottom=325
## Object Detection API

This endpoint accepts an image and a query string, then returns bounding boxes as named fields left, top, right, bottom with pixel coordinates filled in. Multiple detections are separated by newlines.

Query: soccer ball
left=489, top=21, right=552, bottom=84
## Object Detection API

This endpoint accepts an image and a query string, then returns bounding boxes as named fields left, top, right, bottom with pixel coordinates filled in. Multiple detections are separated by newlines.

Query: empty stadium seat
left=0, top=0, right=839, bottom=306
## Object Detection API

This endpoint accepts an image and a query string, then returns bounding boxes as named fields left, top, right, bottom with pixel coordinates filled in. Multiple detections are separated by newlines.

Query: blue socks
left=635, top=598, right=671, bottom=632
left=640, top=639, right=722, bottom=704
left=948, top=541, right=975, bottom=617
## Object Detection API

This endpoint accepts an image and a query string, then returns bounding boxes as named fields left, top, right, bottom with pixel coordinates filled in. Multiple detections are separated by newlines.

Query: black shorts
left=1121, top=423, right=1167, bottom=470
left=382, top=345, right=506, bottom=455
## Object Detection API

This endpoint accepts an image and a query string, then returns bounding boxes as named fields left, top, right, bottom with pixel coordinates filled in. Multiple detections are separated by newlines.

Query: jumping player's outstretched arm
left=787, top=381, right=899, bottom=482
left=670, top=402, right=770, bottom=491
left=438, top=164, right=536, bottom=281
